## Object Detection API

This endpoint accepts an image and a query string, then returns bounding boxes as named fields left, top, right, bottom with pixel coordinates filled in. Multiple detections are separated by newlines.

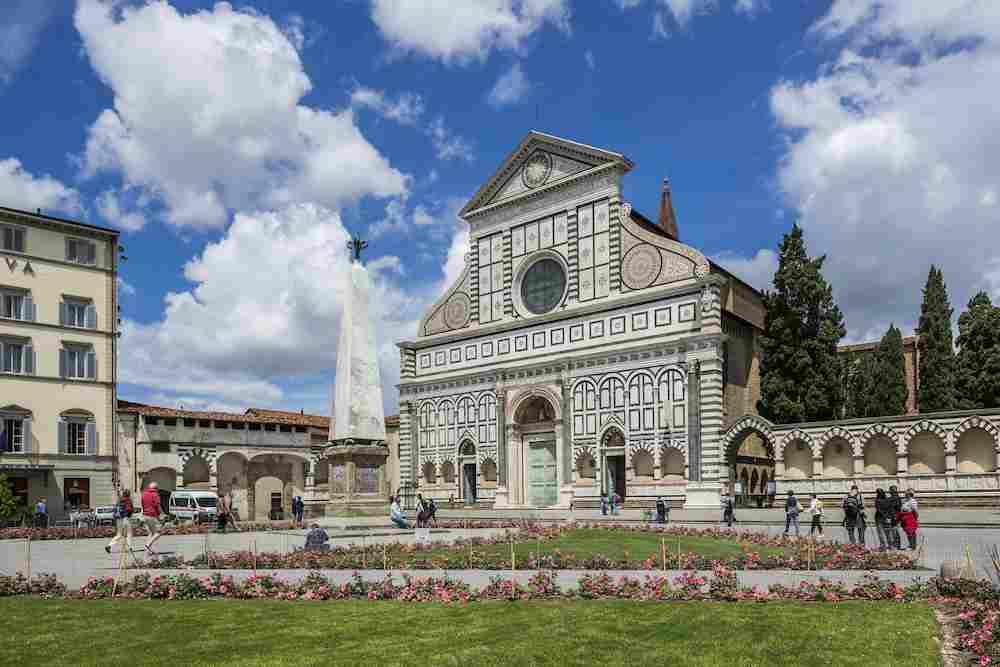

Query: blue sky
left=2, top=0, right=998, bottom=416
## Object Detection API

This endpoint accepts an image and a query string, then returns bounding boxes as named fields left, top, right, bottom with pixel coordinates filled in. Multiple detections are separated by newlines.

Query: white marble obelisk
left=331, top=252, right=386, bottom=444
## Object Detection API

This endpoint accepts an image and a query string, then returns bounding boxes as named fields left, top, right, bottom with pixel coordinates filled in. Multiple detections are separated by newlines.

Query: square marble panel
left=539, top=217, right=553, bottom=248
left=498, top=339, right=510, bottom=355
left=532, top=331, right=546, bottom=348
left=479, top=240, right=491, bottom=265
left=465, top=345, right=477, bottom=360
left=569, top=323, right=584, bottom=342
left=479, top=295, right=492, bottom=322
left=577, top=203, right=593, bottom=237
left=595, top=264, right=610, bottom=299
left=511, top=225, right=525, bottom=256
left=525, top=221, right=539, bottom=252
left=492, top=292, right=503, bottom=319
left=450, top=348, right=461, bottom=362
left=435, top=351, right=446, bottom=366
left=632, top=312, right=649, bottom=330
left=420, top=354, right=431, bottom=369
left=479, top=270, right=491, bottom=294
left=610, top=316, right=626, bottom=335
left=589, top=320, right=604, bottom=338
left=594, top=231, right=609, bottom=265
left=550, top=328, right=565, bottom=345
left=515, top=335, right=528, bottom=352
left=492, top=264, right=503, bottom=292
left=554, top=212, right=567, bottom=244
left=679, top=303, right=696, bottom=322
left=482, top=341, right=494, bottom=357
left=491, top=234, right=503, bottom=261
left=655, top=307, right=672, bottom=326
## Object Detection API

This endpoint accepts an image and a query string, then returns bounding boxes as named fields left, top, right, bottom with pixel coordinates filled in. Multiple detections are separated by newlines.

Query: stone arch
left=776, top=430, right=816, bottom=460
left=782, top=438, right=813, bottom=480
left=860, top=423, right=899, bottom=451
left=216, top=451, right=248, bottom=506
left=440, top=460, right=456, bottom=484
left=818, top=427, right=855, bottom=478
left=632, top=448, right=654, bottom=478
left=661, top=444, right=685, bottom=480
left=458, top=437, right=477, bottom=457
left=817, top=426, right=858, bottom=458
left=142, top=466, right=176, bottom=492
left=903, top=420, right=950, bottom=453
left=954, top=418, right=998, bottom=474
left=247, top=452, right=308, bottom=521
left=182, top=454, right=212, bottom=488
left=574, top=446, right=597, bottom=480
left=421, top=460, right=437, bottom=485
left=510, top=386, right=563, bottom=423
left=722, top=415, right=775, bottom=462
left=599, top=423, right=626, bottom=449
left=480, top=457, right=498, bottom=483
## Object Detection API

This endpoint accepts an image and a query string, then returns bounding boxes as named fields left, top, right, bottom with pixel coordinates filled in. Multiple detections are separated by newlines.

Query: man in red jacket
left=140, top=482, right=164, bottom=555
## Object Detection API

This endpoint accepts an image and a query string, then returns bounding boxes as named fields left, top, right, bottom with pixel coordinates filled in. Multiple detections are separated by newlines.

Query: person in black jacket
left=873, top=488, right=895, bottom=550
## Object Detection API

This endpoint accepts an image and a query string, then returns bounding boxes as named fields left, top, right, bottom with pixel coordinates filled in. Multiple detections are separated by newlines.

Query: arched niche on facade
left=957, top=427, right=994, bottom=474
left=515, top=396, right=557, bottom=425
left=632, top=449, right=654, bottom=479
left=863, top=435, right=897, bottom=476
left=821, top=437, right=852, bottom=478
left=183, top=455, right=211, bottom=487
left=441, top=460, right=456, bottom=484
left=143, top=467, right=176, bottom=491
left=909, top=432, right=946, bottom=475
left=662, top=448, right=685, bottom=480
left=480, top=458, right=497, bottom=484
left=783, top=439, right=812, bottom=479
left=216, top=452, right=247, bottom=498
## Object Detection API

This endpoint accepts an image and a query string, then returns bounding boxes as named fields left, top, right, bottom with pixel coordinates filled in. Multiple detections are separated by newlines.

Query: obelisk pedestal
left=326, top=239, right=391, bottom=516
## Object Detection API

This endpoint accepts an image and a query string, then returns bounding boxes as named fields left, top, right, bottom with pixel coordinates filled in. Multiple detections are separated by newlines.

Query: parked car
left=168, top=491, right=218, bottom=524
left=93, top=506, right=116, bottom=526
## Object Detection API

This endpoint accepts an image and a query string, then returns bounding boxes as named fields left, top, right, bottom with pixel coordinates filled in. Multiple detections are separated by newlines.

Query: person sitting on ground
left=304, top=523, right=330, bottom=552
left=390, top=495, right=409, bottom=529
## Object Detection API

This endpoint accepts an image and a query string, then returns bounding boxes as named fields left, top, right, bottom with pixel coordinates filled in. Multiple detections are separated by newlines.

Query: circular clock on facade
left=521, top=151, right=553, bottom=189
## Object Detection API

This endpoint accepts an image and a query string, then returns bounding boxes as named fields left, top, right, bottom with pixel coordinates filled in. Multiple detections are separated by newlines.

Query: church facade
left=397, top=133, right=765, bottom=509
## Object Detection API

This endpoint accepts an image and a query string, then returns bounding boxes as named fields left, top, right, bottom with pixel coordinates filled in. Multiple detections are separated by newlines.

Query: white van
left=168, top=491, right=219, bottom=524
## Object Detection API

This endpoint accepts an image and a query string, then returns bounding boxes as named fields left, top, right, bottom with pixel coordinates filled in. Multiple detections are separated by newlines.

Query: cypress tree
left=955, top=292, right=1000, bottom=409
left=844, top=352, right=877, bottom=419
left=873, top=324, right=908, bottom=416
left=916, top=266, right=957, bottom=412
left=758, top=224, right=846, bottom=424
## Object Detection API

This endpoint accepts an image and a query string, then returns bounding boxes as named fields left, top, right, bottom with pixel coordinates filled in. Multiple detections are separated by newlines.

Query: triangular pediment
left=460, top=131, right=632, bottom=218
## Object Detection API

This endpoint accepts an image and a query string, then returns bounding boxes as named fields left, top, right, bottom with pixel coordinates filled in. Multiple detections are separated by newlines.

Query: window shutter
left=86, top=351, right=97, bottom=380
left=24, top=345, right=34, bottom=375
left=87, top=422, right=97, bottom=455
left=58, top=421, right=66, bottom=453
left=15, top=229, right=24, bottom=253
left=2, top=227, right=10, bottom=250
left=59, top=349, right=67, bottom=377
left=21, top=296, right=32, bottom=321
left=1, top=343, right=8, bottom=373
left=22, top=419, right=32, bottom=454
left=59, top=302, right=67, bottom=326
left=86, top=242, right=96, bottom=265
left=85, top=304, right=97, bottom=329
left=66, top=238, right=74, bottom=262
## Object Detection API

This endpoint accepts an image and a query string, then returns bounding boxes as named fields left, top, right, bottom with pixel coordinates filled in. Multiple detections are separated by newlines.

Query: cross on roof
left=348, top=237, right=368, bottom=261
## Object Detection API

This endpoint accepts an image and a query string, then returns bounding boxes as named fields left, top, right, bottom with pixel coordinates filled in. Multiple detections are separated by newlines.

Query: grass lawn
left=0, top=599, right=939, bottom=666
left=417, top=528, right=788, bottom=562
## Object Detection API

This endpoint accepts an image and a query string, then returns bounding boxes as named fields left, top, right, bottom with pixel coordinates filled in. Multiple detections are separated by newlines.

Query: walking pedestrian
left=293, top=496, right=305, bottom=526
left=734, top=480, right=744, bottom=507
left=140, top=482, right=165, bottom=555
left=105, top=489, right=135, bottom=554
left=600, top=493, right=608, bottom=516
left=887, top=486, right=903, bottom=549
left=611, top=492, right=621, bottom=516
left=216, top=492, right=230, bottom=533
left=807, top=493, right=824, bottom=536
left=34, top=497, right=47, bottom=528
left=783, top=490, right=801, bottom=536
left=721, top=491, right=735, bottom=528
left=842, top=485, right=866, bottom=546
left=873, top=488, right=894, bottom=550
left=897, top=490, right=920, bottom=550
left=766, top=480, right=777, bottom=508
left=426, top=498, right=438, bottom=527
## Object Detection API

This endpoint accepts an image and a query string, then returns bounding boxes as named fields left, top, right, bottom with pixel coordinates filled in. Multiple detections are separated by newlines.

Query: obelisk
left=331, top=237, right=386, bottom=444
left=326, top=237, right=389, bottom=515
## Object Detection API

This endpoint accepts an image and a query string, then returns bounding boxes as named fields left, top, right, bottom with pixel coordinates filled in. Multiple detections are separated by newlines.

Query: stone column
left=896, top=454, right=908, bottom=476
left=852, top=455, right=864, bottom=476
left=994, top=449, right=1000, bottom=473
left=775, top=460, right=786, bottom=478
left=945, top=452, right=957, bottom=475
left=175, top=470, right=184, bottom=490
left=812, top=457, right=824, bottom=478
left=653, top=435, right=662, bottom=480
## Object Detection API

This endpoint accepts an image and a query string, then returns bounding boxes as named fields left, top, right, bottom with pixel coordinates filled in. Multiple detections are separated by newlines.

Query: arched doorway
left=142, top=467, right=176, bottom=512
left=724, top=419, right=775, bottom=507
left=458, top=440, right=477, bottom=503
left=601, top=427, right=626, bottom=503
left=513, top=394, right=558, bottom=507
left=247, top=453, right=307, bottom=521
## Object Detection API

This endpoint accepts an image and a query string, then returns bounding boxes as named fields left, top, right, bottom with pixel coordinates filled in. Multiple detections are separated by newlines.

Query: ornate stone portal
left=326, top=238, right=391, bottom=514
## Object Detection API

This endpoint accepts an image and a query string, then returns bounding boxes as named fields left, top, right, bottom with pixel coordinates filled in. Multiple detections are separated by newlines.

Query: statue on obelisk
left=330, top=236, right=386, bottom=446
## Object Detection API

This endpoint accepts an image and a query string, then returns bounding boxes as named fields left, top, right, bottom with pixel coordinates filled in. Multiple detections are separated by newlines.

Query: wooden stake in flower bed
left=383, top=543, right=387, bottom=571
left=252, top=539, right=257, bottom=576
left=510, top=538, right=516, bottom=574
left=661, top=537, right=666, bottom=572
left=25, top=533, right=31, bottom=582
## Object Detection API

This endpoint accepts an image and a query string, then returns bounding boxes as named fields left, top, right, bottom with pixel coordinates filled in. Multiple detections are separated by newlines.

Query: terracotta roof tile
left=118, top=400, right=399, bottom=429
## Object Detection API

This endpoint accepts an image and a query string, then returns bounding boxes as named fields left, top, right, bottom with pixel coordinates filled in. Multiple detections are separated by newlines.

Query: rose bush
left=0, top=521, right=299, bottom=541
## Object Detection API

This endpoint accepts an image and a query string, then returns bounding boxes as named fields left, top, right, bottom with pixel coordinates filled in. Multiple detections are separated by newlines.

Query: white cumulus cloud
left=369, top=0, right=571, bottom=63
left=487, top=62, right=531, bottom=107
left=75, top=0, right=408, bottom=229
left=0, top=158, right=80, bottom=215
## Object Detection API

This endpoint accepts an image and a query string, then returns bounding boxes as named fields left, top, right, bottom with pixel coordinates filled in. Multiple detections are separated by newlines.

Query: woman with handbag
left=105, top=489, right=134, bottom=554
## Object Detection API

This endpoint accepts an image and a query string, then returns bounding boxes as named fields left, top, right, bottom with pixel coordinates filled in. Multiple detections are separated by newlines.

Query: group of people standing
left=600, top=492, right=622, bottom=516
left=777, top=485, right=920, bottom=550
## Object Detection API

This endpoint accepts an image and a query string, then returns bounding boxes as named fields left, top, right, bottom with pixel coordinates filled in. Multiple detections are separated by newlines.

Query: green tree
left=872, top=324, right=908, bottom=416
left=758, top=224, right=847, bottom=423
left=916, top=266, right=957, bottom=412
left=955, top=292, right=1000, bottom=409
left=0, top=474, right=17, bottom=522
left=844, top=351, right=877, bottom=419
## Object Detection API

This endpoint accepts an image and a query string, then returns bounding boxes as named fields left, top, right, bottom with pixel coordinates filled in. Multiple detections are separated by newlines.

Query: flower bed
left=0, top=521, right=298, bottom=542
left=0, top=569, right=974, bottom=605
left=150, top=524, right=920, bottom=571
left=955, top=594, right=1000, bottom=665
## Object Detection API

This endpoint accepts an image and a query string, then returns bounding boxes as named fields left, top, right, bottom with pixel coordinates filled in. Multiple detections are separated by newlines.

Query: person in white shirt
left=807, top=493, right=824, bottom=536
left=390, top=496, right=409, bottom=529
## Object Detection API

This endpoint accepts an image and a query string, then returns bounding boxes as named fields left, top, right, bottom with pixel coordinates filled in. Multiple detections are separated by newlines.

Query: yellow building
left=0, top=206, right=120, bottom=522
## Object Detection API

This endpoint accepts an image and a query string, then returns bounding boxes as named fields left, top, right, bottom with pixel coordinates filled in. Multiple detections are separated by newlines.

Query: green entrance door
left=527, top=441, right=557, bottom=507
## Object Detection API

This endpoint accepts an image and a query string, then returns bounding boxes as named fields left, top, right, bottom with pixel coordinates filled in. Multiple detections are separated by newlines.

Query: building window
left=2, top=340, right=34, bottom=375
left=520, top=258, right=566, bottom=315
left=61, top=300, right=96, bottom=329
left=66, top=238, right=97, bottom=265
left=1, top=291, right=33, bottom=321
left=67, top=422, right=87, bottom=454
left=151, top=442, right=171, bottom=454
left=1, top=226, right=25, bottom=253
left=64, top=478, right=91, bottom=510
left=1, top=417, right=28, bottom=453
left=61, top=346, right=96, bottom=379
